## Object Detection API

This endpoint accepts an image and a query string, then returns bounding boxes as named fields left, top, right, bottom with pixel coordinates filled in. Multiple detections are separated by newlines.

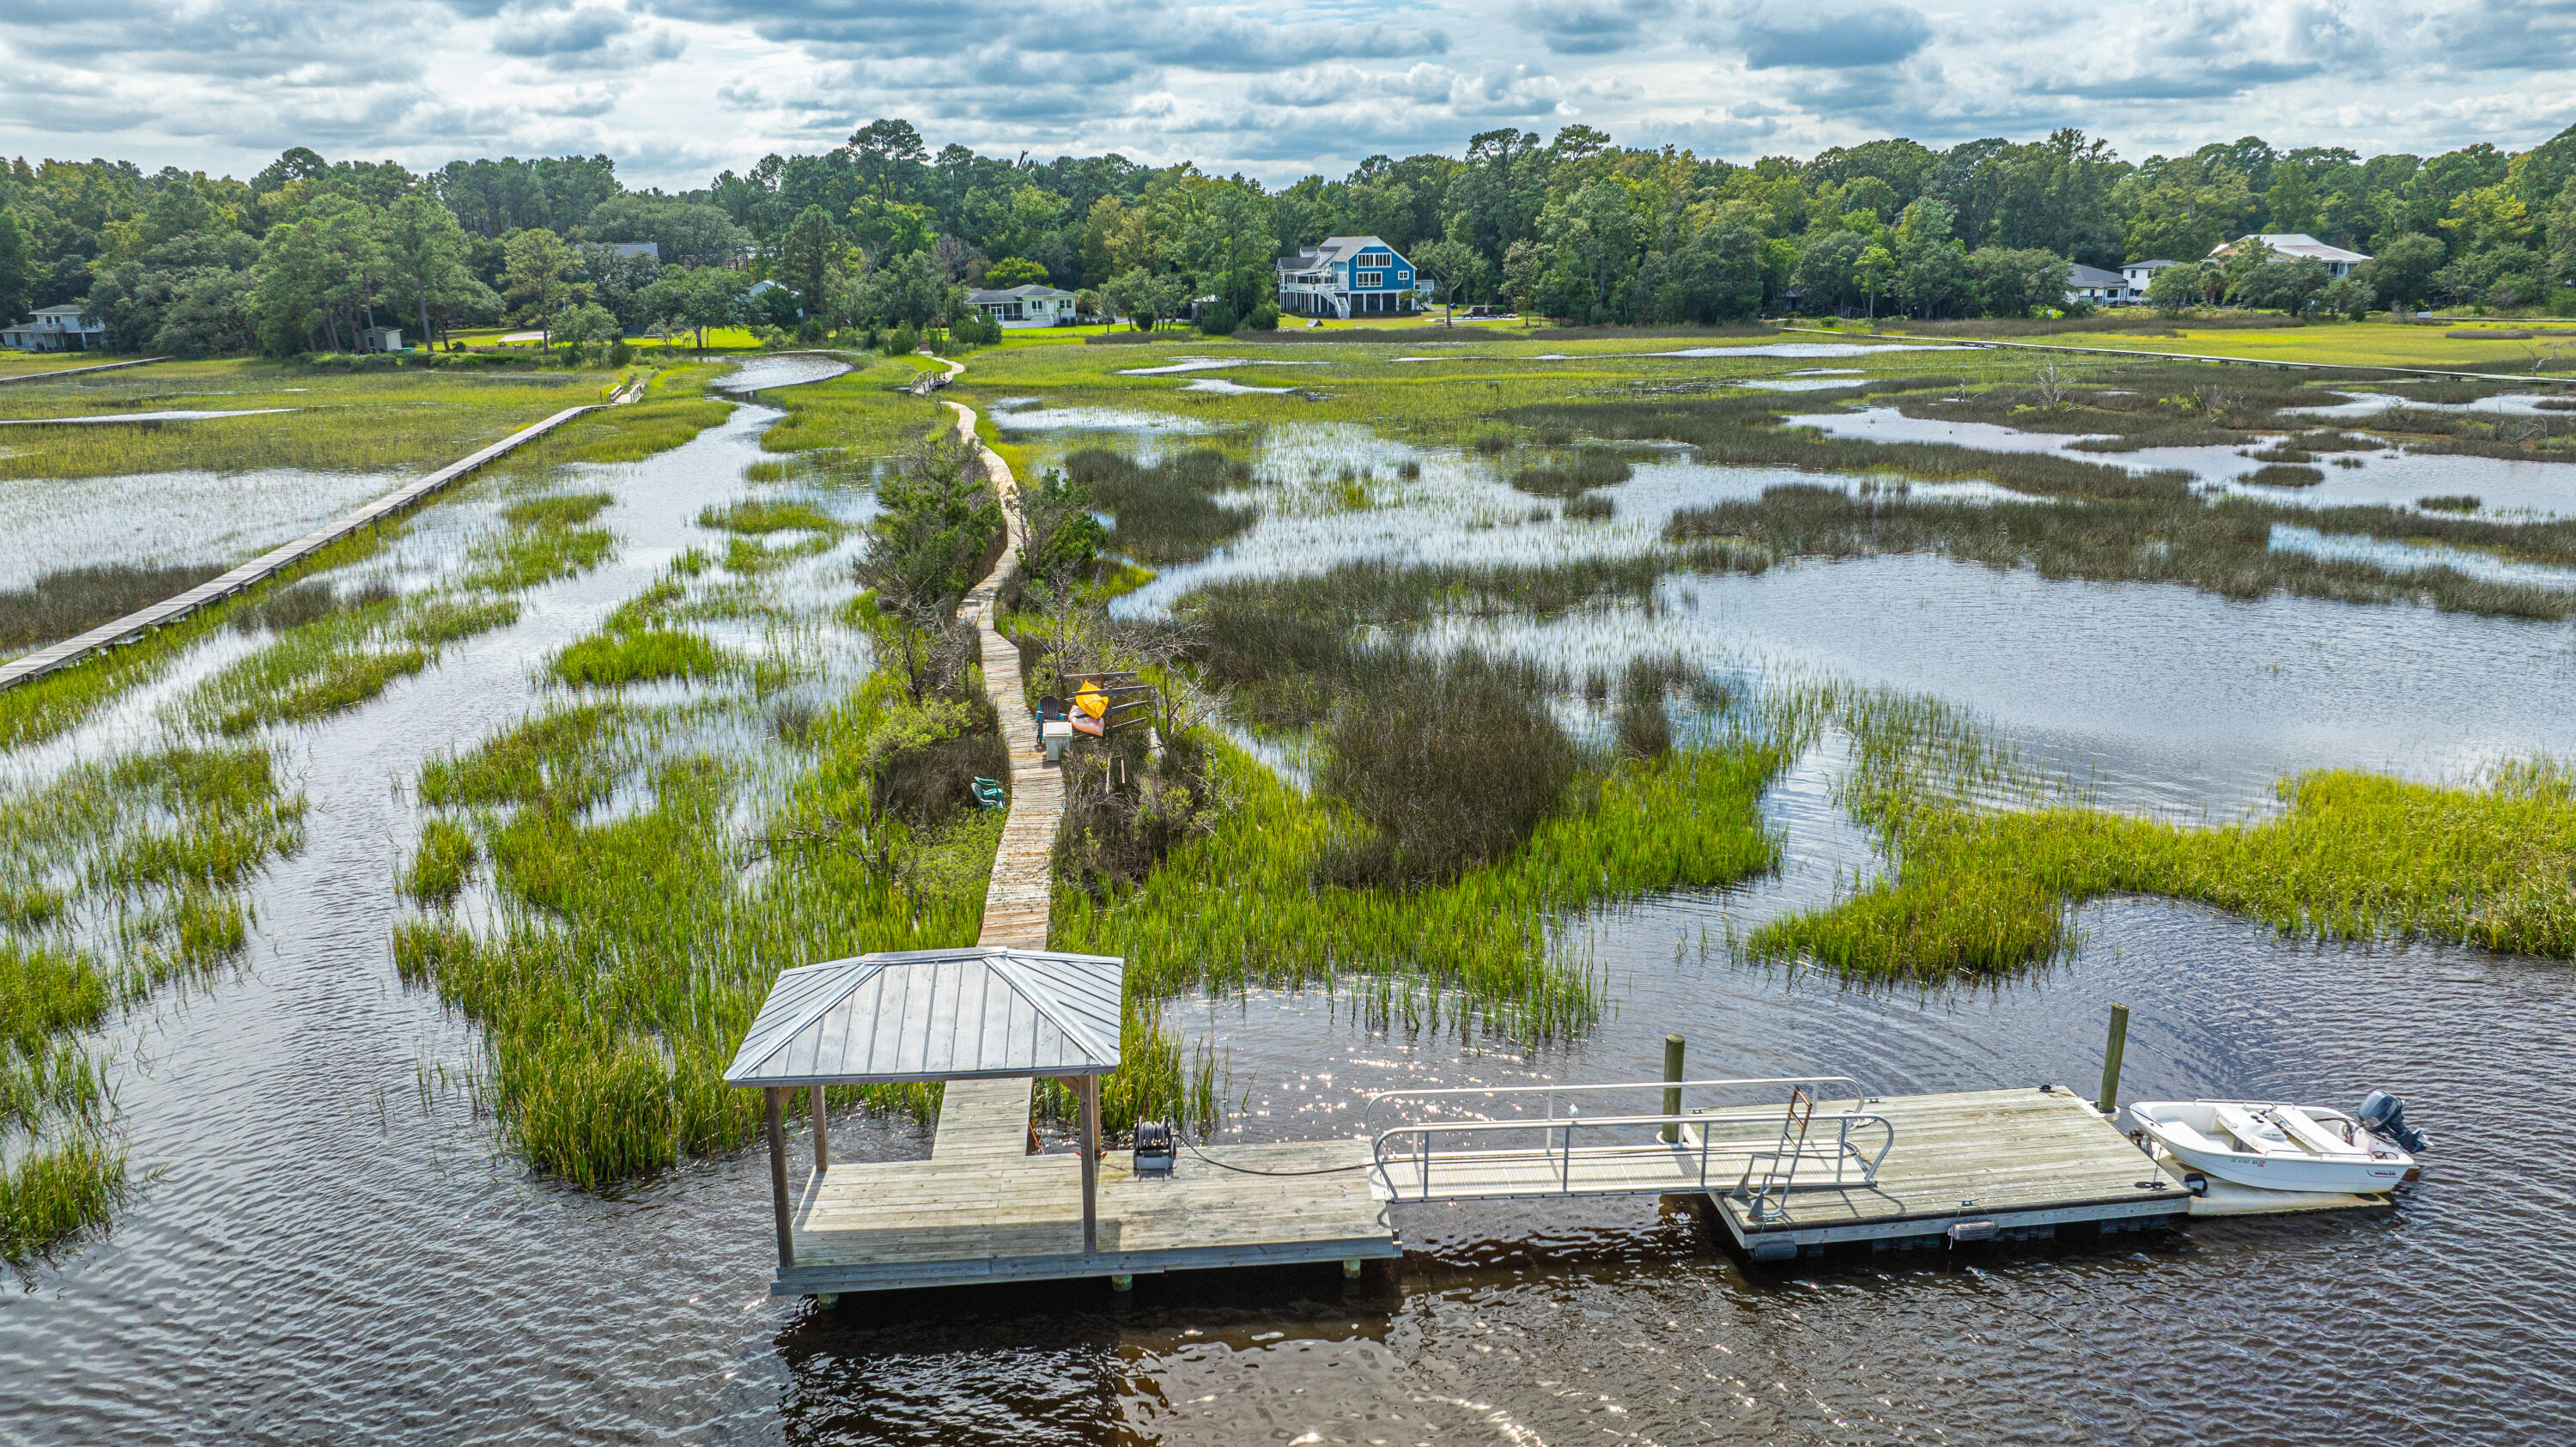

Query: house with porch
left=2066, top=264, right=2129, bottom=305
left=0, top=304, right=107, bottom=352
left=1276, top=236, right=1417, bottom=318
left=967, top=283, right=1081, bottom=327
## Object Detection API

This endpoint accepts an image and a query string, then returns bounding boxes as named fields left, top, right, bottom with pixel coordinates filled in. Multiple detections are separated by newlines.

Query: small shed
left=723, top=945, right=1125, bottom=1263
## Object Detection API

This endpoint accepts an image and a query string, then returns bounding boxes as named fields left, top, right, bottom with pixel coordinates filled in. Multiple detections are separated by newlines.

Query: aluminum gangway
left=1363, top=1076, right=1895, bottom=1211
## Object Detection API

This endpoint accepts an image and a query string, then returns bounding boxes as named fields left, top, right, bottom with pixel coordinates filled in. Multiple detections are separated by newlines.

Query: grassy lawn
left=0, top=353, right=149, bottom=378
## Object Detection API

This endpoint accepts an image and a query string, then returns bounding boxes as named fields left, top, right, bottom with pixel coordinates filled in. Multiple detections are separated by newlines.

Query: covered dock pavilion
left=725, top=945, right=1397, bottom=1297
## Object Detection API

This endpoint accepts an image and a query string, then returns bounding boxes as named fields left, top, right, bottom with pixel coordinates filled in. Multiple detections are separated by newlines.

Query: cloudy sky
left=2, top=1, right=2569, bottom=189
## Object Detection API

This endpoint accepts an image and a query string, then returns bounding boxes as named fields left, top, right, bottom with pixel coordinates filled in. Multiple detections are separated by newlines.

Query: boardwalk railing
left=1364, top=1076, right=1893, bottom=1205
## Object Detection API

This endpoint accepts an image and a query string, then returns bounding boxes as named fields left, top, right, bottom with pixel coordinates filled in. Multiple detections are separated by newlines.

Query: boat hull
left=2126, top=1101, right=2417, bottom=1194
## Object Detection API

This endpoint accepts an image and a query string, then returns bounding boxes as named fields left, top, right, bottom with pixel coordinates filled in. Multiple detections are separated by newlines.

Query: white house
left=2121, top=258, right=2181, bottom=300
left=1276, top=235, right=1417, bottom=318
left=2066, top=264, right=2129, bottom=305
left=2212, top=234, right=2370, bottom=278
left=0, top=304, right=107, bottom=352
left=967, top=283, right=1080, bottom=327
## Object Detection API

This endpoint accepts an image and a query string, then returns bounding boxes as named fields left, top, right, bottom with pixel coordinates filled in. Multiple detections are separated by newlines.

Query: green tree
left=382, top=192, right=488, bottom=347
left=0, top=210, right=34, bottom=322
left=501, top=228, right=586, bottom=350
left=2146, top=262, right=2203, bottom=316
left=849, top=119, right=928, bottom=204
left=983, top=255, right=1048, bottom=287
left=2366, top=232, right=2445, bottom=307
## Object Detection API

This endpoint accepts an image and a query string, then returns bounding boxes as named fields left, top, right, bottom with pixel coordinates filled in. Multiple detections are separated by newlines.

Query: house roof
left=31, top=305, right=89, bottom=318
left=1281, top=235, right=1405, bottom=272
left=722, top=946, right=1126, bottom=1086
left=2215, top=234, right=2371, bottom=264
left=2068, top=264, right=2128, bottom=289
left=2123, top=258, right=2180, bottom=271
left=969, top=283, right=1078, bottom=303
left=605, top=241, right=659, bottom=260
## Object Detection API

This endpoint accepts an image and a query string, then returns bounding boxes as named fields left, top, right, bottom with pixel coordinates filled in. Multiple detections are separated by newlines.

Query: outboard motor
left=2357, top=1091, right=2429, bottom=1152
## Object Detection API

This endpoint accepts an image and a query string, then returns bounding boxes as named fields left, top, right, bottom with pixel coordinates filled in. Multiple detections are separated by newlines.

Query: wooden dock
left=1369, top=1084, right=2189, bottom=1262
left=761, top=395, right=1397, bottom=1298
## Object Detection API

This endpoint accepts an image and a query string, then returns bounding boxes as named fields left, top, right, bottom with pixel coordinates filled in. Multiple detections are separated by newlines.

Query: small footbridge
left=1364, top=1073, right=2190, bottom=1261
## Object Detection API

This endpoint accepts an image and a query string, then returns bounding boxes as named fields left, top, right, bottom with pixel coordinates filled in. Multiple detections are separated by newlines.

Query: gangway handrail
left=1369, top=1105, right=1895, bottom=1203
left=1362, top=1075, right=1874, bottom=1130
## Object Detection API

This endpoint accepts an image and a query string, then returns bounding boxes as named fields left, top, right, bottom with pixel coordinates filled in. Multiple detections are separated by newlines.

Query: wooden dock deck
left=1709, top=1087, right=2187, bottom=1258
left=776, top=1139, right=1394, bottom=1295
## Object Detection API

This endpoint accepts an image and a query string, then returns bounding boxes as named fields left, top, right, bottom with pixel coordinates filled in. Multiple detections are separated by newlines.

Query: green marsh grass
left=1061, top=447, right=1258, bottom=564
left=1667, top=484, right=2576, bottom=620
left=0, top=562, right=227, bottom=654
left=697, top=499, right=844, bottom=535
left=398, top=684, right=1000, bottom=1187
left=551, top=628, right=734, bottom=686
left=0, top=743, right=300, bottom=1261
left=0, top=1134, right=127, bottom=1261
left=1752, top=762, right=2576, bottom=978
left=1054, top=737, right=1788, bottom=1039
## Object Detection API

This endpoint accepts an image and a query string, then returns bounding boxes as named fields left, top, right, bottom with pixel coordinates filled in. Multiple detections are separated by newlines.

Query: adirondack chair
left=970, top=777, right=1005, bottom=809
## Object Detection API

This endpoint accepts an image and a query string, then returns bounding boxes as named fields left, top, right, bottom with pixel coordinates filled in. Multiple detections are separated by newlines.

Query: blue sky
left=1, top=1, right=2570, bottom=187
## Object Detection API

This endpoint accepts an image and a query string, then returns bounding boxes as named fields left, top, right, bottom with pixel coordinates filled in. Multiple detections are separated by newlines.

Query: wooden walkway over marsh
left=0, top=378, right=643, bottom=692
left=762, top=389, right=1399, bottom=1296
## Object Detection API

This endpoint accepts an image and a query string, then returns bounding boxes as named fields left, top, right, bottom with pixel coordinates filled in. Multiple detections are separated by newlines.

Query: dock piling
left=1079, top=1075, right=1101, bottom=1255
left=764, top=1087, right=794, bottom=1268
left=1661, top=1035, right=1686, bottom=1144
left=2096, top=1004, right=2130, bottom=1116
left=811, top=1083, right=829, bottom=1173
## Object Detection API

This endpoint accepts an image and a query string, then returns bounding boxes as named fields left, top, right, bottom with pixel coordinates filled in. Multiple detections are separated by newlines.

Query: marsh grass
left=0, top=362, right=613, bottom=481
left=1055, top=735, right=1786, bottom=1038
left=1753, top=761, right=2576, bottom=978
left=0, top=742, right=299, bottom=1260
left=1668, top=483, right=2576, bottom=619
left=0, top=562, right=228, bottom=654
left=1062, top=447, right=1258, bottom=563
left=0, top=1134, right=127, bottom=1261
left=1504, top=389, right=2197, bottom=501
left=552, top=627, right=734, bottom=686
left=698, top=499, right=844, bottom=536
left=756, top=367, right=946, bottom=464
left=1509, top=450, right=1633, bottom=498
left=398, top=683, right=999, bottom=1187
left=2247, top=463, right=2325, bottom=486
left=2420, top=495, right=2482, bottom=512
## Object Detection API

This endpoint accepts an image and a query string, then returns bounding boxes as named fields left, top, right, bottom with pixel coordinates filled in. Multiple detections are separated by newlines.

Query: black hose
left=1180, top=1136, right=1377, bottom=1176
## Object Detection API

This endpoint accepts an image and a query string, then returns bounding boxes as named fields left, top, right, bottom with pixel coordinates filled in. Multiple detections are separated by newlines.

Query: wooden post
left=2096, top=1004, right=2130, bottom=1116
left=811, top=1083, right=829, bottom=1175
left=1079, top=1074, right=1101, bottom=1255
left=1661, top=1034, right=1686, bottom=1144
left=765, top=1087, right=795, bottom=1269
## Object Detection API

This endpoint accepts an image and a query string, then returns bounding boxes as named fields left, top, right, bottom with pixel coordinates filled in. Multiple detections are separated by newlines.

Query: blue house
left=1276, top=235, right=1418, bottom=319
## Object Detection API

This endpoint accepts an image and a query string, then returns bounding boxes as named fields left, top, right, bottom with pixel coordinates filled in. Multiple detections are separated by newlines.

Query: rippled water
left=6, top=398, right=2573, bottom=1445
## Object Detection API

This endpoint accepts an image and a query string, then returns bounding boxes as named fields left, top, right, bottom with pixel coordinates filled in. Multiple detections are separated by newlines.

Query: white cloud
left=0, top=0, right=2567, bottom=189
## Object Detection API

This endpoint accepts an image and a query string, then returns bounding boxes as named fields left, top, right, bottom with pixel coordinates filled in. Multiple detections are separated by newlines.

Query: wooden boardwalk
left=769, top=388, right=1400, bottom=1295
left=0, top=380, right=642, bottom=692
left=0, top=356, right=167, bottom=386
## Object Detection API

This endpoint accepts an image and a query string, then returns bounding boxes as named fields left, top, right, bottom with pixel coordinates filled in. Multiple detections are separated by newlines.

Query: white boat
left=2126, top=1099, right=2421, bottom=1194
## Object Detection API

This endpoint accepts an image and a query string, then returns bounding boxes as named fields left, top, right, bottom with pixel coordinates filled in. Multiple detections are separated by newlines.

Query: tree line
left=4, top=119, right=2574, bottom=356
